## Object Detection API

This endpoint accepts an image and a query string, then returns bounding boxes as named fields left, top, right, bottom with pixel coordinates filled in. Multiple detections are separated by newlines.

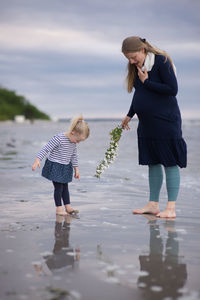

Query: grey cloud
left=0, top=0, right=199, bottom=119
left=1, top=0, right=199, bottom=42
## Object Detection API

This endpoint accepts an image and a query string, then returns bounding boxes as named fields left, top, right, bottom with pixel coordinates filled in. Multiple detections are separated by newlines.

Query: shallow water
left=0, top=120, right=200, bottom=300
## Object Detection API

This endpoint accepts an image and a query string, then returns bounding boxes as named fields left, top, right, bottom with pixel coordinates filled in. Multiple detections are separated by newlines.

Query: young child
left=32, top=115, right=90, bottom=216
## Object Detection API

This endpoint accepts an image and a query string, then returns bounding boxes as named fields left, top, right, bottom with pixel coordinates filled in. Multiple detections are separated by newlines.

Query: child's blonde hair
left=68, top=115, right=90, bottom=139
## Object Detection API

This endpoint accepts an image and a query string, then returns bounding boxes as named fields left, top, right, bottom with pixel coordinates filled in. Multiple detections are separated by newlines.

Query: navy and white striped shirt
left=37, top=133, right=78, bottom=167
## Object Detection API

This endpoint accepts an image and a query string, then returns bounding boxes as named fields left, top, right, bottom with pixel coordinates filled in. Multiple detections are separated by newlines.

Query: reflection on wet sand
left=45, top=215, right=80, bottom=271
left=138, top=216, right=187, bottom=299
left=34, top=215, right=80, bottom=275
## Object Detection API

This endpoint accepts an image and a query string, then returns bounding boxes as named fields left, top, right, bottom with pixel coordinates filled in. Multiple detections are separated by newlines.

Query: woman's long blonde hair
left=122, top=37, right=174, bottom=93
left=67, top=115, right=90, bottom=139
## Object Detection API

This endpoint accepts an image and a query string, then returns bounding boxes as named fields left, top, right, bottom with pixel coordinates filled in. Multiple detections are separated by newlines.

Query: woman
left=121, top=36, right=187, bottom=218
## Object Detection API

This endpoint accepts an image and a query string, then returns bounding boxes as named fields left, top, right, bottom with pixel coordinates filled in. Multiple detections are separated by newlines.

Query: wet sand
left=0, top=120, right=200, bottom=300
left=1, top=198, right=200, bottom=300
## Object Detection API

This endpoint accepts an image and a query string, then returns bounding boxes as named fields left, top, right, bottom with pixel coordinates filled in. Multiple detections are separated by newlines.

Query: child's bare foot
left=65, top=204, right=79, bottom=215
left=56, top=215, right=64, bottom=223
left=56, top=206, right=68, bottom=216
left=133, top=201, right=160, bottom=215
left=156, top=201, right=176, bottom=218
left=64, top=214, right=72, bottom=224
left=67, top=208, right=79, bottom=215
left=56, top=211, right=68, bottom=216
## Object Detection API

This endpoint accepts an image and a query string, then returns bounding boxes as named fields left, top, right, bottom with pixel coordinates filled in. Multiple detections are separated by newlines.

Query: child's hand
left=32, top=158, right=40, bottom=171
left=74, top=172, right=80, bottom=180
left=74, top=167, right=80, bottom=180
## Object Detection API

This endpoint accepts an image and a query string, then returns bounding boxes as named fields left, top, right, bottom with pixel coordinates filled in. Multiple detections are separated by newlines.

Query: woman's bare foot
left=133, top=201, right=160, bottom=215
left=56, top=206, right=68, bottom=216
left=156, top=201, right=176, bottom=218
left=156, top=209, right=176, bottom=218
left=142, top=214, right=158, bottom=222
left=163, top=220, right=176, bottom=232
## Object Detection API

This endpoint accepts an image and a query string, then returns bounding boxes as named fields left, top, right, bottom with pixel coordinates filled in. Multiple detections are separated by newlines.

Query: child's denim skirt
left=42, top=159, right=73, bottom=183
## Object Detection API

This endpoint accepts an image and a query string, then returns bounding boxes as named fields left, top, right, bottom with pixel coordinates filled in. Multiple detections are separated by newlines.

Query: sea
left=0, top=119, right=200, bottom=300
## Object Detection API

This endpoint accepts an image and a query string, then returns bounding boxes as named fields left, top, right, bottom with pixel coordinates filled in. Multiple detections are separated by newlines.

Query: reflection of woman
left=138, top=217, right=187, bottom=299
left=44, top=215, right=80, bottom=271
left=121, top=36, right=187, bottom=218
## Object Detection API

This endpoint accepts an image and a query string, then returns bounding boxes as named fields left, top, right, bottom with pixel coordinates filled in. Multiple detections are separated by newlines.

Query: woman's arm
left=121, top=97, right=135, bottom=130
left=143, top=56, right=178, bottom=96
left=127, top=99, right=135, bottom=119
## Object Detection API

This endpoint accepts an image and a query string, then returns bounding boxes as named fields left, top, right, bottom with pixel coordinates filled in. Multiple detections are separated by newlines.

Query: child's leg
left=133, top=165, right=162, bottom=214
left=52, top=181, right=67, bottom=215
left=62, top=183, right=79, bottom=214
left=156, top=166, right=180, bottom=218
left=62, top=183, right=70, bottom=205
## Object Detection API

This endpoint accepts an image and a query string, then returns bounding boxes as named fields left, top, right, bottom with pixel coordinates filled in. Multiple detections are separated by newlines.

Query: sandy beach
left=0, top=120, right=200, bottom=300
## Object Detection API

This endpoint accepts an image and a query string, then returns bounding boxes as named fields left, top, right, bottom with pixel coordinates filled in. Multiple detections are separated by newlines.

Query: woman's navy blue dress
left=127, top=54, right=187, bottom=168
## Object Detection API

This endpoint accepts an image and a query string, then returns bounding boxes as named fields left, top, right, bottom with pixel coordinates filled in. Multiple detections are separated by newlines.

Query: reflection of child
left=45, top=215, right=80, bottom=271
left=34, top=215, right=80, bottom=276
left=32, top=115, right=90, bottom=215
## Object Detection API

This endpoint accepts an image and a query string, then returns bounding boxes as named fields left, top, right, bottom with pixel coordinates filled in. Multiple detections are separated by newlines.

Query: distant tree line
left=0, top=86, right=50, bottom=121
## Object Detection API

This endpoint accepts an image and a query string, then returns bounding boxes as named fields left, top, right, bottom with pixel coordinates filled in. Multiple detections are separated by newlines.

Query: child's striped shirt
left=37, top=133, right=78, bottom=167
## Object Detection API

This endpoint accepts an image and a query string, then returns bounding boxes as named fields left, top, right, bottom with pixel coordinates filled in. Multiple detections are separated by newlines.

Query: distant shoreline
left=1, top=117, right=200, bottom=125
left=58, top=118, right=123, bottom=122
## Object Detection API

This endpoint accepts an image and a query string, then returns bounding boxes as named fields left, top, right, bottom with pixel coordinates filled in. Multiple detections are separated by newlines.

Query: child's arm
left=71, top=145, right=79, bottom=179
left=32, top=157, right=40, bottom=171
left=32, top=135, right=60, bottom=171
left=37, top=135, right=60, bottom=161
left=74, top=167, right=80, bottom=180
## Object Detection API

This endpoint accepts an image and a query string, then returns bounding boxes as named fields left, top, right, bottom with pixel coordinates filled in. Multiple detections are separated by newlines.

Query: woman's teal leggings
left=148, top=164, right=180, bottom=202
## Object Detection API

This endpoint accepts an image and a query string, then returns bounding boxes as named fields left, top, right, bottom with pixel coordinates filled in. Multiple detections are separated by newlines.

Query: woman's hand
left=74, top=167, right=80, bottom=180
left=32, top=158, right=40, bottom=171
left=137, top=66, right=148, bottom=83
left=121, top=116, right=131, bottom=130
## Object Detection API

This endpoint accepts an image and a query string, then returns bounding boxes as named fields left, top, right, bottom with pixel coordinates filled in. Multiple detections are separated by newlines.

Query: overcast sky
left=0, top=0, right=200, bottom=119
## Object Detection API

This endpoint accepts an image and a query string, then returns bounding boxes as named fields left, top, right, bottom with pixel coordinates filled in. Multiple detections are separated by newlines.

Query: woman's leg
left=133, top=164, right=162, bottom=214
left=165, top=165, right=180, bottom=202
left=52, top=181, right=68, bottom=215
left=157, top=166, right=180, bottom=218
left=149, top=164, right=163, bottom=202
